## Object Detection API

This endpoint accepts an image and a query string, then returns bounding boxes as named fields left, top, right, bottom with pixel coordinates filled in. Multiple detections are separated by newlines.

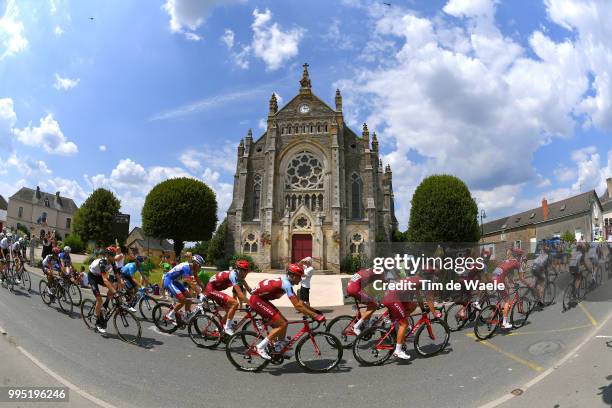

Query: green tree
left=207, top=218, right=227, bottom=269
left=142, top=178, right=217, bottom=258
left=73, top=188, right=121, bottom=245
left=561, top=230, right=575, bottom=243
left=188, top=241, right=209, bottom=258
left=407, top=175, right=479, bottom=242
left=64, top=234, right=86, bottom=253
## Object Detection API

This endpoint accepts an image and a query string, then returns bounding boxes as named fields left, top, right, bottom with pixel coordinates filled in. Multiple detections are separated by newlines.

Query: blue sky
left=1, top=0, right=612, bottom=230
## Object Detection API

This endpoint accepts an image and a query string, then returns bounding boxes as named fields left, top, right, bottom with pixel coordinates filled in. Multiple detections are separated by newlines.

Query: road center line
left=465, top=333, right=544, bottom=373
left=503, top=324, right=591, bottom=336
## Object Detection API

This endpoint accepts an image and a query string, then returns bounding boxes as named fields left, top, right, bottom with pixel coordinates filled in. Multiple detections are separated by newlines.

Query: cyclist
left=59, top=246, right=75, bottom=282
left=250, top=263, right=325, bottom=360
left=569, top=242, right=589, bottom=294
left=10, top=238, right=23, bottom=281
left=162, top=254, right=206, bottom=325
left=0, top=233, right=11, bottom=280
left=531, top=244, right=550, bottom=306
left=42, top=247, right=62, bottom=295
left=204, top=260, right=252, bottom=335
left=586, top=242, right=599, bottom=288
left=346, top=267, right=384, bottom=335
left=491, top=248, right=522, bottom=329
left=380, top=272, right=421, bottom=360
left=120, top=256, right=144, bottom=313
left=88, top=248, right=118, bottom=333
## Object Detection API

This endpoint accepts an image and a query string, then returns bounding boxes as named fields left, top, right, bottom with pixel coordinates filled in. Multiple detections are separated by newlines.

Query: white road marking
left=478, top=307, right=612, bottom=408
left=595, top=335, right=612, bottom=338
left=16, top=346, right=118, bottom=408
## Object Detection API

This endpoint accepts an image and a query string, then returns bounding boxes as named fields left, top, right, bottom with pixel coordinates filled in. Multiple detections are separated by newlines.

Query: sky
left=1, top=0, right=612, bottom=230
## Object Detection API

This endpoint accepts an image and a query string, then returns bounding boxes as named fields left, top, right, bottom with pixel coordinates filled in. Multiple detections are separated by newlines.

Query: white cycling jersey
left=0, top=238, right=9, bottom=250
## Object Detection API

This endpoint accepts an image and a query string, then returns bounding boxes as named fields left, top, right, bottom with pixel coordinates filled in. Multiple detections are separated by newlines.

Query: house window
left=18, top=207, right=23, bottom=218
left=66, top=218, right=71, bottom=229
left=252, top=174, right=262, bottom=220
left=514, top=240, right=521, bottom=249
left=44, top=198, right=50, bottom=207
left=351, top=173, right=362, bottom=219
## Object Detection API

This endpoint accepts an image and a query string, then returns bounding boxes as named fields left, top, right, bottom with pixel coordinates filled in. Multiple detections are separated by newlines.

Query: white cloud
left=202, top=167, right=233, bottom=216
left=179, top=142, right=236, bottom=174
left=335, top=0, right=612, bottom=227
left=221, top=28, right=234, bottom=48
left=40, top=177, right=88, bottom=204
left=13, top=113, right=78, bottom=155
left=49, top=0, right=57, bottom=15
left=184, top=32, right=202, bottom=41
left=251, top=8, right=305, bottom=71
left=109, top=158, right=148, bottom=188
left=258, top=118, right=266, bottom=130
left=0, top=97, right=17, bottom=152
left=322, top=18, right=354, bottom=51
left=473, top=184, right=523, bottom=213
left=54, top=25, right=63, bottom=36
left=99, top=145, right=107, bottom=152
left=0, top=0, right=28, bottom=60
left=54, top=73, right=80, bottom=90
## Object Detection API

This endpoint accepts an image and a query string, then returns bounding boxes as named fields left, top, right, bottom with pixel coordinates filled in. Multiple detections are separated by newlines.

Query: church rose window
left=243, top=233, right=258, bottom=253
left=286, top=151, right=324, bottom=190
left=293, top=216, right=312, bottom=230
left=350, top=233, right=365, bottom=255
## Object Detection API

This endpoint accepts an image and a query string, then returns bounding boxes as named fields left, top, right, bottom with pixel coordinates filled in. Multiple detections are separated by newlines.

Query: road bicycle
left=443, top=290, right=497, bottom=332
left=326, top=297, right=400, bottom=348
left=0, top=259, right=16, bottom=292
left=473, top=283, right=532, bottom=340
left=352, top=305, right=450, bottom=366
left=39, top=275, right=74, bottom=315
left=226, top=316, right=342, bottom=372
left=562, top=263, right=600, bottom=311
left=125, top=286, right=159, bottom=321
left=151, top=297, right=209, bottom=334
left=81, top=291, right=142, bottom=344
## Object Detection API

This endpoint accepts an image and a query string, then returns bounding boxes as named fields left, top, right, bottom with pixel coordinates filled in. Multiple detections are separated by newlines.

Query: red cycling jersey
left=350, top=268, right=380, bottom=287
left=207, top=270, right=239, bottom=291
left=250, top=276, right=296, bottom=301
left=492, top=259, right=520, bottom=281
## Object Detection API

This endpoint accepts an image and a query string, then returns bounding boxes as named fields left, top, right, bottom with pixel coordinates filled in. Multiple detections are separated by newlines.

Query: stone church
left=226, top=64, right=398, bottom=272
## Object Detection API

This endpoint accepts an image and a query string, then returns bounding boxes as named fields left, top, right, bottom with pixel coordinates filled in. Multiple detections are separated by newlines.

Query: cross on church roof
left=300, top=63, right=311, bottom=89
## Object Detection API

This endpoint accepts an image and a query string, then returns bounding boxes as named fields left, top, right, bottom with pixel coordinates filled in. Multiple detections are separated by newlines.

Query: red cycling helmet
left=235, top=260, right=250, bottom=270
left=51, top=247, right=61, bottom=255
left=286, top=263, right=304, bottom=277
left=106, top=246, right=117, bottom=254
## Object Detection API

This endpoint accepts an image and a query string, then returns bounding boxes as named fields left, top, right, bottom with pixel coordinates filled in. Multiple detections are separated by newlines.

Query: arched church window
left=350, top=233, right=365, bottom=255
left=253, top=174, right=262, bottom=219
left=310, top=125, right=314, bottom=133
left=285, top=152, right=324, bottom=190
left=324, top=124, right=328, bottom=132
left=317, top=124, right=321, bottom=133
left=243, top=233, right=258, bottom=253
left=351, top=173, right=362, bottom=219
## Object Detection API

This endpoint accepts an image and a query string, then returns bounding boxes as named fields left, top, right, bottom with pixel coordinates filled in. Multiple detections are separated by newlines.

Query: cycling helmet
left=64, top=246, right=71, bottom=253
left=135, top=255, right=144, bottom=263
left=99, top=258, right=109, bottom=269
left=103, top=247, right=116, bottom=256
left=286, top=263, right=304, bottom=277
left=235, top=259, right=250, bottom=270
left=52, top=247, right=61, bottom=255
left=192, top=254, right=204, bottom=266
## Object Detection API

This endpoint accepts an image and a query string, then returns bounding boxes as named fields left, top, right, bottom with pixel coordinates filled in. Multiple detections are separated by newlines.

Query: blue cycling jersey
left=59, top=252, right=72, bottom=266
left=165, top=262, right=192, bottom=281
left=121, top=262, right=141, bottom=278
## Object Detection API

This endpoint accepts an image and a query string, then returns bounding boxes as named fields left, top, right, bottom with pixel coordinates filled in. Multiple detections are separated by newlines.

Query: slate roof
left=0, top=195, right=7, bottom=211
left=9, top=187, right=78, bottom=213
left=482, top=190, right=601, bottom=235
left=126, top=227, right=173, bottom=251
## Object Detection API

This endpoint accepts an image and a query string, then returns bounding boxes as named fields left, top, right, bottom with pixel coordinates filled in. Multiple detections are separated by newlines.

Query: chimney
left=56, top=191, right=62, bottom=205
left=542, top=198, right=549, bottom=220
left=36, top=186, right=41, bottom=199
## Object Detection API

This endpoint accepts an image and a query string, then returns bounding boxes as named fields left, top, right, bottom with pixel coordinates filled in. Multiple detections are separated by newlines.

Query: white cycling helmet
left=64, top=246, right=71, bottom=253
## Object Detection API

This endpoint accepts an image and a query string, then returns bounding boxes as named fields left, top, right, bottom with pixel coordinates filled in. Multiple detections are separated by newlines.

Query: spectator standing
left=298, top=257, right=314, bottom=306
left=41, top=232, right=51, bottom=259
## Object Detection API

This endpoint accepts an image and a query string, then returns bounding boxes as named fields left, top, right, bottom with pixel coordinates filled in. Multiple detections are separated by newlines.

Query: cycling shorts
left=492, top=276, right=509, bottom=298
left=204, top=282, right=231, bottom=307
left=346, top=281, right=377, bottom=307
left=122, top=274, right=138, bottom=290
left=249, top=294, right=280, bottom=322
left=163, top=277, right=188, bottom=298
left=88, top=272, right=105, bottom=296
left=382, top=300, right=415, bottom=322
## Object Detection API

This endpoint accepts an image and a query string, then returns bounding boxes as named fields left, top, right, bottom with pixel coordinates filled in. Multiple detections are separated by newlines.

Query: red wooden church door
left=291, top=234, right=312, bottom=262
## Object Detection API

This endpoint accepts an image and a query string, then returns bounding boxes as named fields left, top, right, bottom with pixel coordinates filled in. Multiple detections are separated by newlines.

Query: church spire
left=335, top=88, right=342, bottom=112
left=372, top=131, right=379, bottom=151
left=269, top=93, right=278, bottom=115
left=362, top=123, right=370, bottom=145
left=299, top=63, right=312, bottom=92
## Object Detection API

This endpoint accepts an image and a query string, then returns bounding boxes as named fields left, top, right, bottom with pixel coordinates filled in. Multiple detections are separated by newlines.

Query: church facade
left=226, top=64, right=398, bottom=273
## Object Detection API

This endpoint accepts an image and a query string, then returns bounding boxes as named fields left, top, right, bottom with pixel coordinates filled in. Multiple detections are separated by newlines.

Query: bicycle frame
left=371, top=310, right=437, bottom=351
left=245, top=318, right=320, bottom=357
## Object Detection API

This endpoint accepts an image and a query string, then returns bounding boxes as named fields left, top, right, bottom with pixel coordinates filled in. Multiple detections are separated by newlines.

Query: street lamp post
left=480, top=209, right=487, bottom=241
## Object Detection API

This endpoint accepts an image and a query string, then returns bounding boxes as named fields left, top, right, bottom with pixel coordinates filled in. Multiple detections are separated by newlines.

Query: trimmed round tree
left=141, top=178, right=218, bottom=258
left=407, top=175, right=480, bottom=243
left=73, top=188, right=121, bottom=245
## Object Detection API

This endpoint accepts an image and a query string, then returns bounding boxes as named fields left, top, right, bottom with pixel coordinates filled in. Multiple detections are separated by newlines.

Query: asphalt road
left=0, top=267, right=611, bottom=408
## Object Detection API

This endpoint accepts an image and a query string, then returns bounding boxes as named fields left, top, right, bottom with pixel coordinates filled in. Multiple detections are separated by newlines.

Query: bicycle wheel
left=188, top=314, right=223, bottom=349
left=352, top=327, right=394, bottom=366
left=152, top=303, right=179, bottom=334
left=225, top=330, right=269, bottom=372
left=596, top=266, right=603, bottom=286
left=114, top=308, right=141, bottom=344
left=444, top=303, right=470, bottom=332
left=19, top=269, right=31, bottom=292
left=562, top=284, right=576, bottom=310
left=242, top=317, right=266, bottom=335
left=138, top=295, right=159, bottom=321
left=474, top=305, right=500, bottom=340
left=81, top=299, right=97, bottom=329
left=577, top=276, right=587, bottom=299
left=295, top=332, right=343, bottom=372
left=510, top=297, right=531, bottom=329
left=414, top=320, right=450, bottom=357
left=69, top=283, right=82, bottom=306
left=57, top=286, right=74, bottom=315
left=542, top=281, right=556, bottom=306
left=4, top=267, right=15, bottom=292
left=39, top=279, right=53, bottom=305
left=326, top=315, right=357, bottom=348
